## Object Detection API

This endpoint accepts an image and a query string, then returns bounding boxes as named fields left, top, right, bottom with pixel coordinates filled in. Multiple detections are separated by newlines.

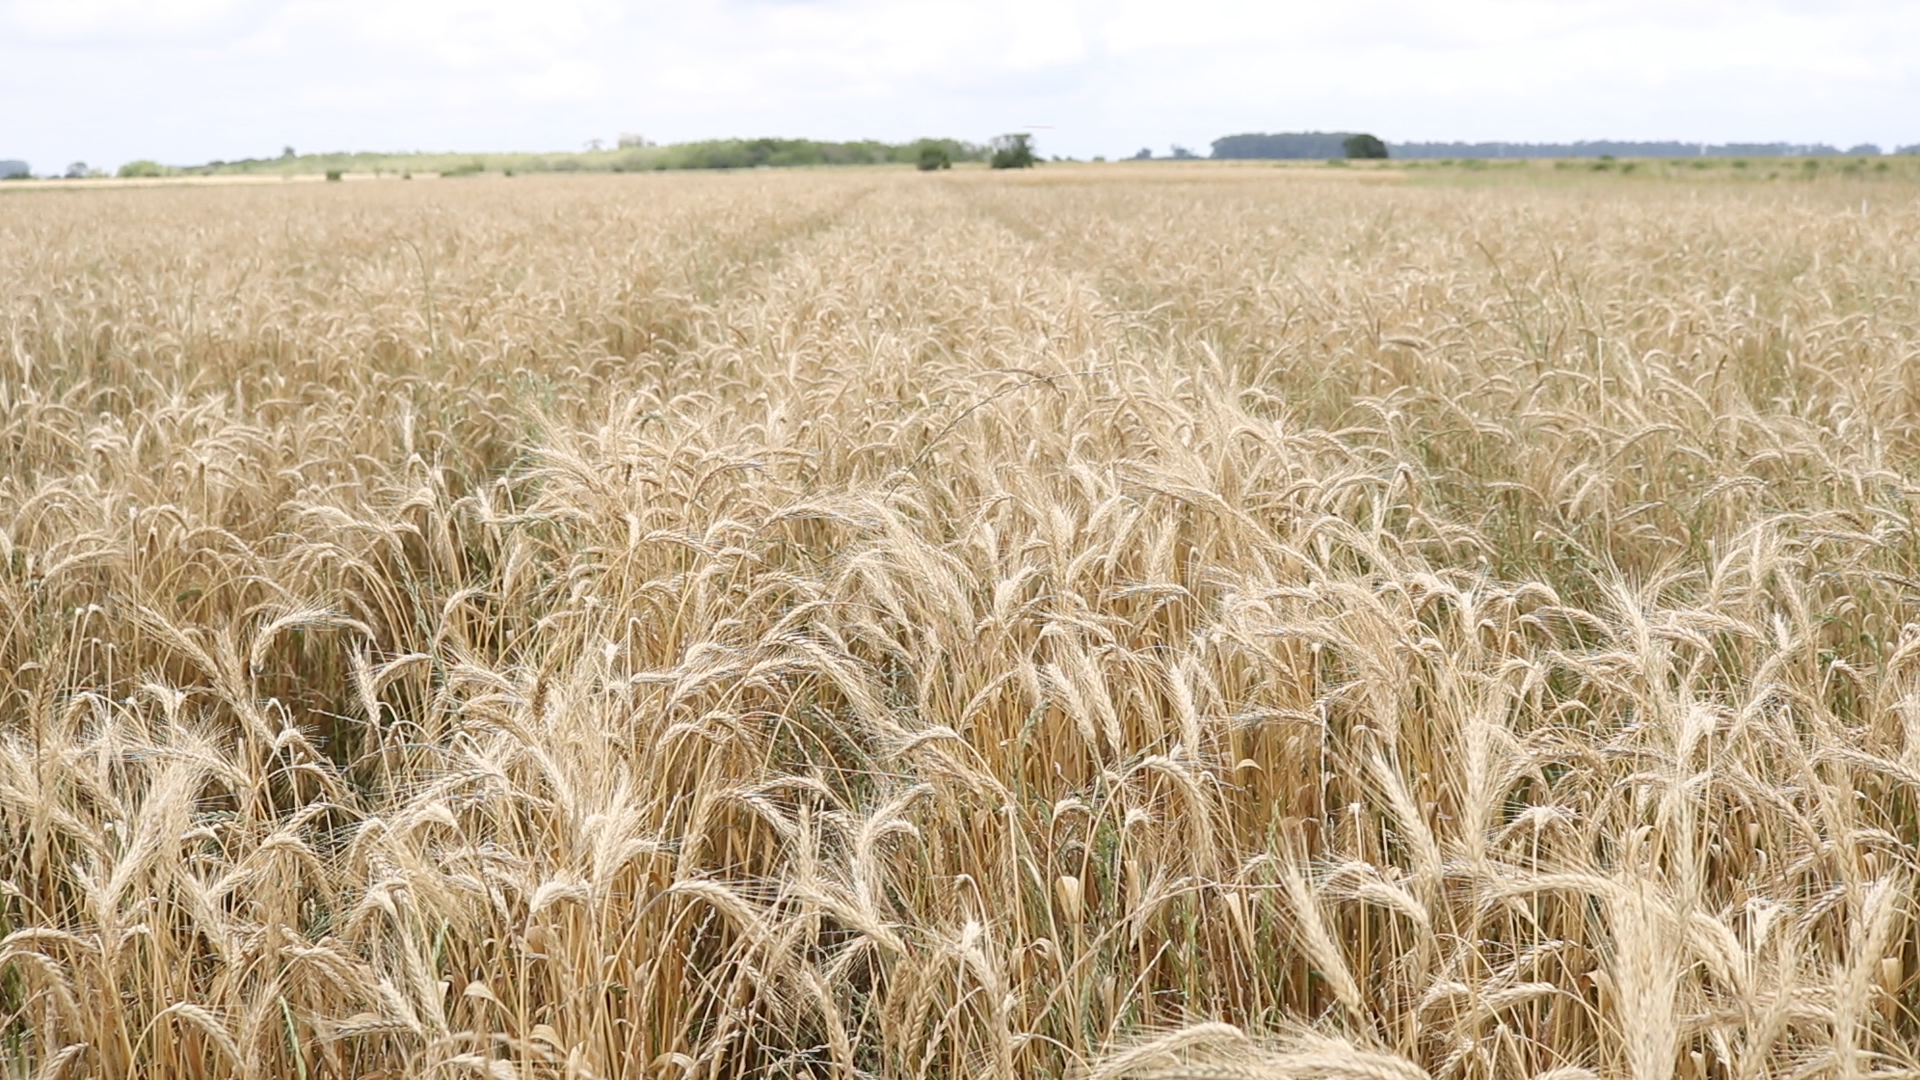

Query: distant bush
left=117, top=160, right=171, bottom=178
left=443, top=161, right=486, bottom=177
left=895, top=139, right=977, bottom=168
left=917, top=145, right=952, bottom=171
left=1343, top=134, right=1388, bottom=159
left=990, top=134, right=1036, bottom=170
left=325, top=170, right=343, bottom=182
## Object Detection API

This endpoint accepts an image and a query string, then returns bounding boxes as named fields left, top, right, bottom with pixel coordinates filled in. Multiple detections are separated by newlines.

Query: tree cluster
left=990, top=134, right=1036, bottom=170
left=1210, top=132, right=1389, bottom=160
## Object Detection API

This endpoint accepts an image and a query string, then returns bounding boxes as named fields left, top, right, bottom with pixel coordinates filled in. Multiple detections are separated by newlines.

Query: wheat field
left=4, top=163, right=1920, bottom=1079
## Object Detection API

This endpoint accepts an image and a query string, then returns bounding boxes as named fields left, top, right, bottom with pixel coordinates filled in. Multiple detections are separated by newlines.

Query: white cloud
left=0, top=0, right=1913, bottom=170
left=254, top=0, right=616, bottom=76
left=1002, top=1, right=1088, bottom=70
left=1, top=0, right=249, bottom=40
left=510, top=60, right=612, bottom=103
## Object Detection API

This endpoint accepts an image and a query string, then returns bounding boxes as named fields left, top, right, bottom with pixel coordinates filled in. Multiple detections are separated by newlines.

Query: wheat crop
left=3, top=163, right=1920, bottom=1079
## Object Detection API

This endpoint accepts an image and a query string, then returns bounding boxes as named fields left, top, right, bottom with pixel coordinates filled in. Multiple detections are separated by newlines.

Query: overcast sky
left=3, top=0, right=1916, bottom=170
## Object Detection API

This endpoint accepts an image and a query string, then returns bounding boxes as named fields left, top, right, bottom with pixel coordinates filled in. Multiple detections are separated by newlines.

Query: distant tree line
left=164, top=138, right=990, bottom=178
left=1212, top=133, right=1386, bottom=159
left=21, top=134, right=1911, bottom=183
left=1388, top=141, right=1888, bottom=159
left=1211, top=134, right=1912, bottom=161
left=632, top=138, right=987, bottom=171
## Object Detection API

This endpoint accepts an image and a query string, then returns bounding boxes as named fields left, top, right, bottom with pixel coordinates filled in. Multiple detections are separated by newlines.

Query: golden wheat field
left=4, top=162, right=1920, bottom=1080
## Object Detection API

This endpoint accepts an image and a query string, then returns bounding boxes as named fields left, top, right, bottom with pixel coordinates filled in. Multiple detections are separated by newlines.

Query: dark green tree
left=990, top=133, right=1036, bottom=169
left=1343, top=133, right=1388, bottom=159
left=917, top=144, right=952, bottom=171
left=1212, top=133, right=1350, bottom=159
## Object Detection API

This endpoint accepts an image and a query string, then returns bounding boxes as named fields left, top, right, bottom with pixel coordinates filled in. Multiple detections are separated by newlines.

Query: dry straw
left=2, top=164, right=1919, bottom=1078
